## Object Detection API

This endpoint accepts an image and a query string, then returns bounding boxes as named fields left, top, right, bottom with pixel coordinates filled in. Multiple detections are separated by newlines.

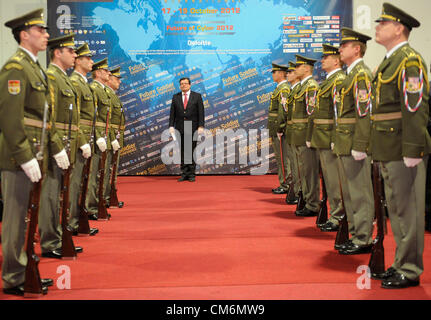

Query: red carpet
left=1, top=175, right=431, bottom=300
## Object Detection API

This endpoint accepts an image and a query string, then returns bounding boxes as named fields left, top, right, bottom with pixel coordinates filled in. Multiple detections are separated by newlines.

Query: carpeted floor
left=1, top=175, right=430, bottom=300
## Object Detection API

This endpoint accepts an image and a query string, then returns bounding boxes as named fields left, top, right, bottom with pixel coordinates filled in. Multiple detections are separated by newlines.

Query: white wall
left=353, top=0, right=431, bottom=71
left=0, top=0, right=47, bottom=67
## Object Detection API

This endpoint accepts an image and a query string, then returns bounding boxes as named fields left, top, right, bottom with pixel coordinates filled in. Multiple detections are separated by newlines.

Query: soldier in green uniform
left=371, top=3, right=431, bottom=288
left=104, top=66, right=124, bottom=207
left=333, top=28, right=374, bottom=255
left=39, top=34, right=84, bottom=259
left=307, top=44, right=345, bottom=231
left=283, top=61, right=301, bottom=204
left=85, top=58, right=114, bottom=219
left=0, top=8, right=55, bottom=295
left=69, top=43, right=98, bottom=236
left=268, top=63, right=291, bottom=195
left=291, top=55, right=320, bottom=217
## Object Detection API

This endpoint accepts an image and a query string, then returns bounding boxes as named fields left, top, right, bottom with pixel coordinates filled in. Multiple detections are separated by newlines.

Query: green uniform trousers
left=271, top=135, right=289, bottom=189
left=318, top=149, right=343, bottom=225
left=1, top=171, right=32, bottom=289
left=69, top=151, right=86, bottom=230
left=38, top=162, right=63, bottom=253
left=294, top=145, right=320, bottom=211
left=338, top=155, right=374, bottom=246
left=380, top=157, right=428, bottom=280
left=103, top=150, right=113, bottom=202
left=85, top=150, right=108, bottom=215
left=286, top=143, right=299, bottom=195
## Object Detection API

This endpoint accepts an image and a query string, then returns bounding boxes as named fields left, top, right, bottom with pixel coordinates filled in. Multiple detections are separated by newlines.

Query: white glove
left=80, top=143, right=91, bottom=159
left=331, top=142, right=335, bottom=150
left=20, top=158, right=42, bottom=183
left=403, top=157, right=422, bottom=168
left=96, top=137, right=107, bottom=152
left=277, top=132, right=283, bottom=140
left=169, top=127, right=175, bottom=134
left=111, top=139, right=120, bottom=152
left=53, top=149, right=70, bottom=170
left=351, top=150, right=367, bottom=161
left=306, top=141, right=311, bottom=148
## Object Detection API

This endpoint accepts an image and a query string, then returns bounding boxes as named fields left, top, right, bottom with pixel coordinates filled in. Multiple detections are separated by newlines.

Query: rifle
left=316, top=162, right=328, bottom=227
left=108, top=109, right=124, bottom=208
left=76, top=102, right=98, bottom=235
left=294, top=151, right=306, bottom=212
left=97, top=103, right=110, bottom=220
left=334, top=158, right=349, bottom=248
left=60, top=103, right=76, bottom=259
left=368, top=161, right=386, bottom=276
left=23, top=101, right=49, bottom=297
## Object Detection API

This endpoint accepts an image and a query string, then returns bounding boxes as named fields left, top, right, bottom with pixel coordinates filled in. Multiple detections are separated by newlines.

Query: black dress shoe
left=381, top=272, right=420, bottom=289
left=3, top=284, right=48, bottom=296
left=89, top=228, right=99, bottom=236
left=41, top=278, right=54, bottom=287
left=295, top=207, right=318, bottom=217
left=88, top=213, right=98, bottom=221
left=42, top=249, right=62, bottom=259
left=75, top=246, right=83, bottom=253
left=320, top=221, right=339, bottom=232
left=371, top=267, right=396, bottom=280
left=272, top=187, right=287, bottom=194
left=118, top=201, right=124, bottom=208
left=339, top=243, right=372, bottom=255
left=189, top=177, right=195, bottom=182
left=334, top=239, right=353, bottom=251
left=285, top=197, right=298, bottom=205
left=178, top=176, right=188, bottom=182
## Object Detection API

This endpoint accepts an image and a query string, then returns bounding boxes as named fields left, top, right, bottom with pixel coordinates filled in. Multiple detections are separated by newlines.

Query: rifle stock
left=24, top=176, right=44, bottom=297
left=334, top=158, right=349, bottom=248
left=368, top=161, right=386, bottom=276
left=60, top=103, right=76, bottom=259
left=316, top=163, right=328, bottom=226
left=295, top=151, right=306, bottom=212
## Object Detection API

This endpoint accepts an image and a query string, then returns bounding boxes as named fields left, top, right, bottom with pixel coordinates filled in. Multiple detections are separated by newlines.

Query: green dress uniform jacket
left=268, top=81, right=291, bottom=136
left=105, top=85, right=123, bottom=145
left=0, top=48, right=61, bottom=172
left=291, top=76, right=319, bottom=146
left=283, top=82, right=301, bottom=143
left=307, top=70, right=345, bottom=148
left=371, top=43, right=431, bottom=160
left=46, top=64, right=82, bottom=164
left=333, top=60, right=373, bottom=155
left=90, top=80, right=114, bottom=150
left=70, top=71, right=96, bottom=151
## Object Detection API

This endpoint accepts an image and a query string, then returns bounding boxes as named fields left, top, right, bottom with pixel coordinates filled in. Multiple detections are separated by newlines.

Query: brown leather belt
left=291, top=118, right=308, bottom=124
left=337, top=118, right=356, bottom=124
left=314, top=119, right=334, bottom=125
left=23, top=117, right=51, bottom=129
left=371, top=112, right=402, bottom=121
left=55, top=122, right=79, bottom=131
left=95, top=121, right=108, bottom=128
left=80, top=119, right=93, bottom=126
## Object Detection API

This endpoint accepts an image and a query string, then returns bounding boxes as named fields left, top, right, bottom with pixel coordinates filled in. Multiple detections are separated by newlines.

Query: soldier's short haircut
left=12, top=26, right=31, bottom=44
left=49, top=47, right=65, bottom=61
left=352, top=41, right=367, bottom=57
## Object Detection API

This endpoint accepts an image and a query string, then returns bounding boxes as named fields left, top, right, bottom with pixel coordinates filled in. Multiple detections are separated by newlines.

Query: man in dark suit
left=169, top=77, right=204, bottom=182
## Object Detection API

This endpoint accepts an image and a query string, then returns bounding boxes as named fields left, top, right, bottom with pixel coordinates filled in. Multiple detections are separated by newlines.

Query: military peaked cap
left=271, top=62, right=289, bottom=73
left=322, top=44, right=340, bottom=56
left=340, top=27, right=371, bottom=44
left=48, top=34, right=76, bottom=50
left=375, top=2, right=420, bottom=30
left=92, top=58, right=109, bottom=71
left=295, top=54, right=317, bottom=66
left=109, top=66, right=122, bottom=78
left=75, top=43, right=93, bottom=58
left=4, top=8, right=47, bottom=31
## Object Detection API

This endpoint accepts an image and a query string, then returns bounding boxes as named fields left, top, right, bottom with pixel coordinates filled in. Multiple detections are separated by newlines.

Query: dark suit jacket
left=169, top=91, right=204, bottom=133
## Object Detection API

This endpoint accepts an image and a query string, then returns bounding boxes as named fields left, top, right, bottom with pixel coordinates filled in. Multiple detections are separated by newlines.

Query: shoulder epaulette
left=4, top=62, right=23, bottom=70
left=10, top=52, right=24, bottom=62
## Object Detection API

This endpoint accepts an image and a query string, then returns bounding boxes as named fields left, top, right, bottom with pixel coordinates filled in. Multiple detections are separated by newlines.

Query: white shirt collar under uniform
left=326, top=68, right=342, bottom=80
left=19, top=46, right=38, bottom=63
left=386, top=41, right=408, bottom=59
left=300, top=75, right=313, bottom=85
left=75, top=70, right=88, bottom=83
left=347, top=58, right=363, bottom=75
left=51, top=63, right=67, bottom=76
left=94, top=79, right=105, bottom=88
left=291, top=81, right=300, bottom=89
left=277, top=79, right=288, bottom=87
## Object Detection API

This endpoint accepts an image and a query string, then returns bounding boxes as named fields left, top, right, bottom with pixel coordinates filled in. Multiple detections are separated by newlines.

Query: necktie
left=183, top=93, right=188, bottom=109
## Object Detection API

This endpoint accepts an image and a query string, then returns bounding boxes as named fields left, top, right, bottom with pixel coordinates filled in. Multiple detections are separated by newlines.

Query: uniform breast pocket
left=83, top=94, right=93, bottom=102
left=379, top=80, right=399, bottom=105
left=28, top=81, right=46, bottom=113
left=61, top=88, right=75, bottom=105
